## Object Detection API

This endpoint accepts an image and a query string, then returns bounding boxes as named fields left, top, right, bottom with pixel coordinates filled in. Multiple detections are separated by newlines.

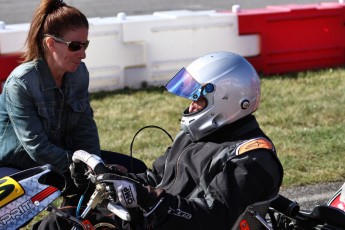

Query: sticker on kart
left=0, top=176, right=25, bottom=208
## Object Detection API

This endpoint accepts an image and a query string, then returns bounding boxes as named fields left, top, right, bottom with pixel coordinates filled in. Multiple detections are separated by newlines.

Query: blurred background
left=0, top=0, right=339, bottom=24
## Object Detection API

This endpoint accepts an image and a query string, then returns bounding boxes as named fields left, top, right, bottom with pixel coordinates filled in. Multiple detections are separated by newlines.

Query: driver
left=36, top=51, right=284, bottom=229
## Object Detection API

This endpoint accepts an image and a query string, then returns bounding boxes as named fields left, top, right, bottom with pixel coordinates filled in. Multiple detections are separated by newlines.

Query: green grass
left=92, top=67, right=345, bottom=188
left=91, top=87, right=185, bottom=166
left=257, top=69, right=345, bottom=186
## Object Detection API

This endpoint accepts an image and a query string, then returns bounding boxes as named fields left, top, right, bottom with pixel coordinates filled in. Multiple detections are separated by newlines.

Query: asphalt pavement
left=0, top=0, right=339, bottom=24
left=280, top=181, right=344, bottom=210
left=1, top=0, right=344, bottom=211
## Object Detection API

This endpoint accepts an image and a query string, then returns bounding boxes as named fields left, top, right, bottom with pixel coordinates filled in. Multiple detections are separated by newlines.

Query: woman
left=0, top=0, right=146, bottom=182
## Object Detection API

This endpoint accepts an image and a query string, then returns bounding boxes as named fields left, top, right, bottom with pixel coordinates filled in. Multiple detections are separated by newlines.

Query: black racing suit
left=33, top=114, right=283, bottom=230
left=134, top=114, right=284, bottom=229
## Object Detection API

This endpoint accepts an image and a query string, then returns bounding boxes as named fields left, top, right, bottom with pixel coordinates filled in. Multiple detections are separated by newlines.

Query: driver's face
left=188, top=97, right=207, bottom=113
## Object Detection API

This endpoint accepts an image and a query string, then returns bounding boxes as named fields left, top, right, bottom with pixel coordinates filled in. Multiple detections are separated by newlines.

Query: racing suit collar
left=199, top=115, right=260, bottom=142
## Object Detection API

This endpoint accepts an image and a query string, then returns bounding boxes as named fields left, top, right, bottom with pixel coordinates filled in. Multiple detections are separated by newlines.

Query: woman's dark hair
left=22, top=0, right=89, bottom=62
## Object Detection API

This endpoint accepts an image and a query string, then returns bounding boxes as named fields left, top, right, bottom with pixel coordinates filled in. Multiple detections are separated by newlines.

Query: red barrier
left=0, top=53, right=22, bottom=93
left=238, top=3, right=345, bottom=74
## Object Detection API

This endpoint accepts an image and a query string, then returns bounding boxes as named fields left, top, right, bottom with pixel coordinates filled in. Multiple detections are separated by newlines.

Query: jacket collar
left=200, top=115, right=260, bottom=142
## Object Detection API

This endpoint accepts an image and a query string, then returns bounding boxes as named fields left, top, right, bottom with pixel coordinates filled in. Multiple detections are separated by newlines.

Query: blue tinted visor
left=165, top=68, right=203, bottom=100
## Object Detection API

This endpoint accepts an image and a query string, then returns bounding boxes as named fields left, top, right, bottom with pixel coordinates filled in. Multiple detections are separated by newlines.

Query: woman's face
left=47, top=27, right=89, bottom=74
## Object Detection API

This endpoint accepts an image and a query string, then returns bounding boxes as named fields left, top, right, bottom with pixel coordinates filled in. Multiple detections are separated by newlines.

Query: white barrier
left=86, top=17, right=145, bottom=92
left=0, top=10, right=259, bottom=92
left=0, top=23, right=29, bottom=54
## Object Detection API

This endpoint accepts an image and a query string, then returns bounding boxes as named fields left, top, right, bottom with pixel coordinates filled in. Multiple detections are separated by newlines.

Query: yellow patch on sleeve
left=236, top=138, right=274, bottom=155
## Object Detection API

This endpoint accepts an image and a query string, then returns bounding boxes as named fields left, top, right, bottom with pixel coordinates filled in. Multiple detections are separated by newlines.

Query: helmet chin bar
left=181, top=115, right=219, bottom=141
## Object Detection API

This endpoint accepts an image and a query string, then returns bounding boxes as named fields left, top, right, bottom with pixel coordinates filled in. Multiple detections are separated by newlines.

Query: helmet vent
left=241, top=100, right=250, bottom=110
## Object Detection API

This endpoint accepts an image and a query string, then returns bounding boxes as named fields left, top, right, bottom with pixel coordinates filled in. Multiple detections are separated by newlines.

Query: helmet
left=165, top=51, right=260, bottom=141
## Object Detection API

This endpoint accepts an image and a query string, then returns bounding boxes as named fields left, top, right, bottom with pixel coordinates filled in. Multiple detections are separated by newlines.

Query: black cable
left=129, top=125, right=173, bottom=172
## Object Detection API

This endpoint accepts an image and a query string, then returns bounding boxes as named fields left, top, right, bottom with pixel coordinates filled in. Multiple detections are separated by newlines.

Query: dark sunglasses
left=45, top=34, right=89, bottom=52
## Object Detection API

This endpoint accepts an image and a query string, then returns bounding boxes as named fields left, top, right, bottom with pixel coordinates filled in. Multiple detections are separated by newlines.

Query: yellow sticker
left=236, top=138, right=274, bottom=155
left=0, top=176, right=25, bottom=208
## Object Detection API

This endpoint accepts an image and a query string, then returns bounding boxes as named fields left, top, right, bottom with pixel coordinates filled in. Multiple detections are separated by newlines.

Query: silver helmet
left=165, top=51, right=260, bottom=141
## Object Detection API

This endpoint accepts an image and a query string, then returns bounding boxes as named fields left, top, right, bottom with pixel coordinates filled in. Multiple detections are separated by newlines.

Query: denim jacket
left=0, top=59, right=100, bottom=173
